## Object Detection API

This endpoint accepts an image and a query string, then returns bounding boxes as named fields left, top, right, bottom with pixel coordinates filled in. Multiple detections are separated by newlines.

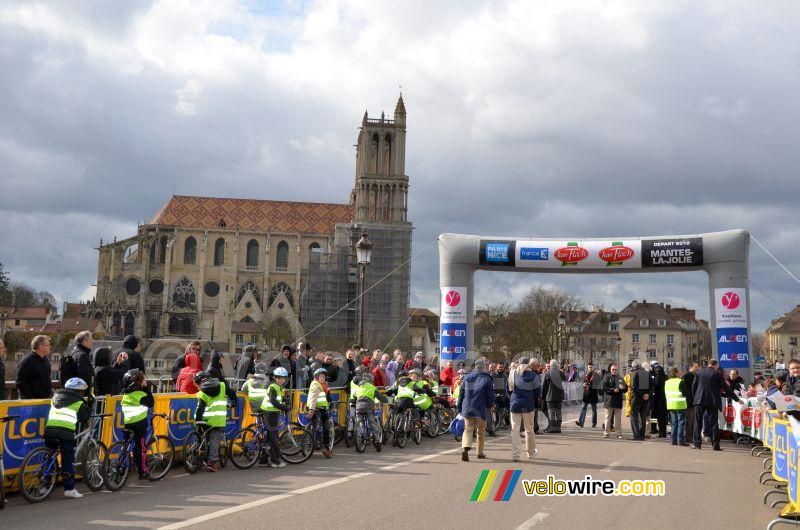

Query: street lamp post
left=356, top=232, right=373, bottom=348
left=557, top=312, right=566, bottom=364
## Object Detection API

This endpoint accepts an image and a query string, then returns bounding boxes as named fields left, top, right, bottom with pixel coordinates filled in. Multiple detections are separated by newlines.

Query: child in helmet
left=260, top=367, right=291, bottom=467
left=194, top=371, right=237, bottom=471
left=354, top=372, right=388, bottom=450
left=307, top=367, right=334, bottom=458
left=44, top=377, right=91, bottom=498
left=121, top=369, right=155, bottom=479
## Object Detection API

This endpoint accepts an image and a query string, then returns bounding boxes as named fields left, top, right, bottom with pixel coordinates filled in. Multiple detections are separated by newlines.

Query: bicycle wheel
left=217, top=439, right=228, bottom=468
left=182, top=431, right=203, bottom=474
left=147, top=435, right=175, bottom=481
left=354, top=416, right=367, bottom=453
left=333, top=425, right=344, bottom=447
left=438, top=408, right=454, bottom=436
left=279, top=423, right=313, bottom=464
left=413, top=419, right=422, bottom=445
left=19, top=446, right=58, bottom=503
left=394, top=413, right=407, bottom=448
left=373, top=418, right=383, bottom=452
left=83, top=439, right=107, bottom=491
left=105, top=441, right=131, bottom=491
left=424, top=412, right=438, bottom=438
left=229, top=427, right=259, bottom=470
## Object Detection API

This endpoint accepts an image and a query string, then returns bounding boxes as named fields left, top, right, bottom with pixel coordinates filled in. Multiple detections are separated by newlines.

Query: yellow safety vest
left=261, top=383, right=284, bottom=412
left=197, top=383, right=228, bottom=427
left=46, top=401, right=82, bottom=432
left=665, top=378, right=687, bottom=410
left=309, top=380, right=329, bottom=410
left=121, top=390, right=149, bottom=424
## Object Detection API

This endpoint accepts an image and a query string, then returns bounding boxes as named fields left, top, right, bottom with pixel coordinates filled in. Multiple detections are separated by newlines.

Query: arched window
left=382, top=185, right=390, bottom=221
left=123, top=243, right=138, bottom=264
left=214, top=237, right=225, bottom=266
left=383, top=133, right=392, bottom=174
left=93, top=311, right=102, bottom=321
left=269, top=282, right=294, bottom=308
left=370, top=133, right=379, bottom=173
left=246, top=239, right=259, bottom=268
left=184, top=236, right=196, bottom=265
left=241, top=316, right=255, bottom=323
left=124, top=313, right=135, bottom=336
left=172, top=277, right=196, bottom=308
left=112, top=312, right=122, bottom=335
left=309, top=242, right=321, bottom=252
left=236, top=280, right=262, bottom=307
left=159, top=236, right=167, bottom=264
left=148, top=314, right=160, bottom=338
left=276, top=241, right=289, bottom=269
left=369, top=185, right=377, bottom=221
left=150, top=242, right=157, bottom=264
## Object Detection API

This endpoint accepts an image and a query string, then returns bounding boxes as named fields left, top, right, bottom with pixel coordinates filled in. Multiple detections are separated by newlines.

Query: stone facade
left=765, top=304, right=800, bottom=362
left=87, top=96, right=411, bottom=351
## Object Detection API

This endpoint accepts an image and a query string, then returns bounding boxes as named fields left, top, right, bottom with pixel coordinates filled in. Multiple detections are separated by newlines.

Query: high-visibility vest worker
left=397, top=381, right=416, bottom=400
left=243, top=377, right=269, bottom=411
left=413, top=381, right=433, bottom=410
left=46, top=400, right=83, bottom=432
left=357, top=381, right=377, bottom=401
left=665, top=377, right=687, bottom=410
left=198, top=382, right=229, bottom=427
left=121, top=390, right=149, bottom=424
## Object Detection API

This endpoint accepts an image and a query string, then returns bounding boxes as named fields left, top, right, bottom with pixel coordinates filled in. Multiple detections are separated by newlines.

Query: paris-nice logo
left=445, top=290, right=461, bottom=307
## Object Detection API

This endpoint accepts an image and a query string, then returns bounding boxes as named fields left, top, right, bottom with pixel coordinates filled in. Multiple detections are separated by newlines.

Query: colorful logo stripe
left=494, top=470, right=522, bottom=501
left=470, top=470, right=521, bottom=501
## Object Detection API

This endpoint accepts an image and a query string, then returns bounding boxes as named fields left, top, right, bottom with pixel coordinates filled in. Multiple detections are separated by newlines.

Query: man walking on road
left=458, top=358, right=494, bottom=462
left=542, top=360, right=565, bottom=433
left=683, top=362, right=698, bottom=442
left=692, top=359, right=742, bottom=451
left=666, top=366, right=689, bottom=446
left=508, top=357, right=539, bottom=461
left=602, top=363, right=627, bottom=439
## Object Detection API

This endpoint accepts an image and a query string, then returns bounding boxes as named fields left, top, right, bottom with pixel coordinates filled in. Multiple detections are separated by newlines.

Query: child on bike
left=409, top=369, right=436, bottom=426
left=424, top=369, right=440, bottom=395
left=348, top=365, right=366, bottom=437
left=44, top=377, right=91, bottom=499
left=260, top=367, right=291, bottom=467
left=241, top=363, right=269, bottom=416
left=386, top=371, right=418, bottom=447
left=194, top=371, right=237, bottom=471
left=121, top=369, right=155, bottom=480
left=307, top=367, right=334, bottom=458
left=355, top=372, right=388, bottom=448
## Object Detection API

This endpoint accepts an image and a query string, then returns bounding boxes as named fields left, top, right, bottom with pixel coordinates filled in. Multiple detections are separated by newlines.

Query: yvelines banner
left=478, top=238, right=703, bottom=269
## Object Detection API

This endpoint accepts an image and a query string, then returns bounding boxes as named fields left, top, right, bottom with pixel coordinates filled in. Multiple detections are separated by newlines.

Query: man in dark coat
left=649, top=361, right=668, bottom=437
left=692, top=359, right=742, bottom=450
left=234, top=344, right=259, bottom=382
left=16, top=335, right=53, bottom=399
left=207, top=350, right=227, bottom=383
left=118, top=335, right=145, bottom=374
left=542, top=359, right=566, bottom=433
left=70, top=331, right=94, bottom=391
left=682, top=362, right=699, bottom=441
left=271, top=345, right=294, bottom=388
left=93, top=346, right=125, bottom=396
left=602, top=363, right=628, bottom=438
left=629, top=359, right=650, bottom=440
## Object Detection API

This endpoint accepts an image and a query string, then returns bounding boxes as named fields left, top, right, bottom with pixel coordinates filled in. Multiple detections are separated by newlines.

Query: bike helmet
left=313, top=367, right=327, bottom=377
left=64, top=377, right=88, bottom=390
left=457, top=369, right=467, bottom=375
left=199, top=378, right=220, bottom=392
left=354, top=365, right=366, bottom=375
left=361, top=372, right=374, bottom=383
left=408, top=368, right=422, bottom=376
left=193, top=370, right=211, bottom=383
left=273, top=367, right=289, bottom=377
left=122, top=369, right=142, bottom=390
left=255, top=362, right=269, bottom=375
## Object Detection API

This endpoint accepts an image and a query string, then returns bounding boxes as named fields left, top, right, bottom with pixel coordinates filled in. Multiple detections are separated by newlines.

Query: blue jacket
left=510, top=370, right=540, bottom=413
left=458, top=371, right=495, bottom=419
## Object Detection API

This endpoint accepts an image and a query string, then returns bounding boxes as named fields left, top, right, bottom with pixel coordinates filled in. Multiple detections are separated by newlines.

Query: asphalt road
left=1, top=406, right=777, bottom=529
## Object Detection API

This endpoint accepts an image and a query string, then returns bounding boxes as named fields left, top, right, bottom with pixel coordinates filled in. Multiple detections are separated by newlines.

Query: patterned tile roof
left=148, top=195, right=354, bottom=235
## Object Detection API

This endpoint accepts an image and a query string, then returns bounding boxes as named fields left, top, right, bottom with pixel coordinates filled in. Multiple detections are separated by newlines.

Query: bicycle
left=104, top=413, right=174, bottom=490
left=0, top=415, right=20, bottom=510
left=229, top=413, right=312, bottom=468
left=392, top=406, right=421, bottom=448
left=354, top=405, right=383, bottom=453
left=18, top=413, right=109, bottom=503
left=182, top=421, right=229, bottom=474
left=433, top=398, right=455, bottom=437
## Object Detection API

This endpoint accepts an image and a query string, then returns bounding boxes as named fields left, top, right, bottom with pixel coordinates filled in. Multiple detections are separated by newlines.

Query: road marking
left=158, top=441, right=485, bottom=530
left=517, top=512, right=549, bottom=529
left=603, top=460, right=622, bottom=472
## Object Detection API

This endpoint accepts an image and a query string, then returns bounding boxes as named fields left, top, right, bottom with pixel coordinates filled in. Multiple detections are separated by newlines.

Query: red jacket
left=372, top=366, right=387, bottom=387
left=440, top=367, right=455, bottom=387
left=404, top=359, right=414, bottom=370
left=176, top=353, right=202, bottom=394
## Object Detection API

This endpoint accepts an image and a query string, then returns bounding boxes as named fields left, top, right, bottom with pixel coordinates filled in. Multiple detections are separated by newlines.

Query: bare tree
left=475, top=302, right=511, bottom=360
left=509, top=286, right=585, bottom=361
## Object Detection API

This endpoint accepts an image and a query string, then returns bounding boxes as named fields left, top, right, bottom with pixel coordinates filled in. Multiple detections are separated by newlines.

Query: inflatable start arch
left=438, top=229, right=752, bottom=381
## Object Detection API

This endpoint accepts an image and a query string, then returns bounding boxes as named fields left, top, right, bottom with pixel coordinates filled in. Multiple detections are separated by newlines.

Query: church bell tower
left=352, top=95, right=409, bottom=224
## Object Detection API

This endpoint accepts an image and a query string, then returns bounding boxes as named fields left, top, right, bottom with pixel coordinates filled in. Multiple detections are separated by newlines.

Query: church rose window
left=149, top=279, right=164, bottom=295
left=269, top=282, right=294, bottom=308
left=125, top=277, right=140, bottom=296
left=204, top=281, right=220, bottom=298
left=172, top=278, right=196, bottom=308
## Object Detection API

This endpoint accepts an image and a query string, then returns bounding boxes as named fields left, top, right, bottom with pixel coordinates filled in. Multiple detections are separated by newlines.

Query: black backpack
left=59, top=352, right=78, bottom=385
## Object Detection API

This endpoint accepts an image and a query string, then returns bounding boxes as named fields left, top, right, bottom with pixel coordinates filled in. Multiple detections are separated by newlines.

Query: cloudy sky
left=1, top=0, right=798, bottom=331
